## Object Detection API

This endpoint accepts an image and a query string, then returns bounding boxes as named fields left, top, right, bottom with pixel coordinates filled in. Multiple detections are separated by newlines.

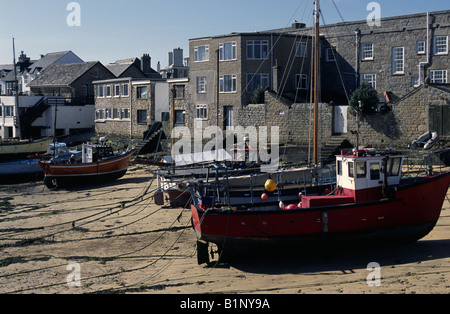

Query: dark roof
left=28, top=61, right=100, bottom=87
left=106, top=63, right=136, bottom=77
left=27, top=51, right=72, bottom=74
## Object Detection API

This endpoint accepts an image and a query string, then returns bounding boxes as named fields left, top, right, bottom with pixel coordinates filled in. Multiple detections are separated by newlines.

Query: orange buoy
left=265, top=179, right=277, bottom=192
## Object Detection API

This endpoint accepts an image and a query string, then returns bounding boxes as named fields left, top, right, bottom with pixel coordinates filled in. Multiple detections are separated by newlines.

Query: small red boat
left=38, top=144, right=135, bottom=189
left=190, top=149, right=450, bottom=263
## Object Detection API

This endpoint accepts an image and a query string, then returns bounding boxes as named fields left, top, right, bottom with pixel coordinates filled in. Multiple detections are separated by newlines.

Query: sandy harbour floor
left=1, top=164, right=449, bottom=298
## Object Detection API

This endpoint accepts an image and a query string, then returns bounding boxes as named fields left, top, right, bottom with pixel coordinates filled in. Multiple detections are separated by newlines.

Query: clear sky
left=0, top=0, right=448, bottom=68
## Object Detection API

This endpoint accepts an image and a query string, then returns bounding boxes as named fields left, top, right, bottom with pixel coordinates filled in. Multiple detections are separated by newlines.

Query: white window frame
left=296, top=74, right=308, bottom=90
left=434, top=36, right=448, bottom=55
left=121, top=108, right=130, bottom=120
left=105, top=85, right=112, bottom=97
left=246, top=73, right=269, bottom=92
left=296, top=41, right=307, bottom=57
left=219, top=74, right=237, bottom=93
left=114, top=85, right=120, bottom=97
left=247, top=40, right=269, bottom=60
left=197, top=76, right=207, bottom=93
left=219, top=42, right=237, bottom=61
left=417, top=41, right=426, bottom=54
left=411, top=77, right=420, bottom=87
left=194, top=45, right=210, bottom=62
left=361, top=43, right=374, bottom=61
left=121, top=84, right=129, bottom=97
left=430, top=70, right=448, bottom=83
left=361, top=73, right=376, bottom=89
left=392, top=47, right=404, bottom=74
left=196, top=104, right=208, bottom=120
left=97, top=85, right=104, bottom=98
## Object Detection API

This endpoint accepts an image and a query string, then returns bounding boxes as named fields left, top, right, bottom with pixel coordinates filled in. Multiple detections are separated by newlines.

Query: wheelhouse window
left=386, top=157, right=402, bottom=177
left=348, top=161, right=354, bottom=178
left=356, top=161, right=367, bottom=178
left=370, top=162, right=381, bottom=180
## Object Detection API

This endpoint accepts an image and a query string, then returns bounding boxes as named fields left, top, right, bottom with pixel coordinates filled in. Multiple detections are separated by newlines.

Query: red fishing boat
left=190, top=149, right=450, bottom=263
left=189, top=0, right=450, bottom=264
left=38, top=144, right=135, bottom=189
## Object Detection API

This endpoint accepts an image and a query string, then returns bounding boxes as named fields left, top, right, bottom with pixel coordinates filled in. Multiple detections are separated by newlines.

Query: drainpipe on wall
left=355, top=29, right=361, bottom=89
left=130, top=78, right=133, bottom=139
left=419, top=12, right=430, bottom=85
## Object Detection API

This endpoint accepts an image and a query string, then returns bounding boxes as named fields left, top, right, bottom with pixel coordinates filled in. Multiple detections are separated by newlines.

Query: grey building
left=187, top=10, right=450, bottom=161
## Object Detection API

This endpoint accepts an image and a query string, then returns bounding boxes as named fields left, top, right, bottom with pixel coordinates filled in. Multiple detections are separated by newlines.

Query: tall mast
left=12, top=38, right=22, bottom=139
left=313, top=0, right=320, bottom=165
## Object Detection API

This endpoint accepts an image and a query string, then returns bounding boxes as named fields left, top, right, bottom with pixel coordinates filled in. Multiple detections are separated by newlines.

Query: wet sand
left=0, top=164, right=449, bottom=295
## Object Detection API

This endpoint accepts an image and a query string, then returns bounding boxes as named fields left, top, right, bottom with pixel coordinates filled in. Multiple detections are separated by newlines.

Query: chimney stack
left=141, top=54, right=151, bottom=74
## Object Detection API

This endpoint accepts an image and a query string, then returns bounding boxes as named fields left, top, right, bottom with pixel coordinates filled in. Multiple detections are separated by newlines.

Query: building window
left=219, top=42, right=237, bottom=61
left=196, top=105, right=208, bottom=120
left=137, top=110, right=147, bottom=124
left=417, top=41, right=426, bottom=54
left=430, top=70, right=448, bottom=83
left=95, top=109, right=105, bottom=120
left=121, top=108, right=130, bottom=119
left=194, top=45, right=209, bottom=62
left=361, top=43, right=374, bottom=60
left=247, top=40, right=268, bottom=60
left=174, top=85, right=185, bottom=98
left=296, top=41, right=308, bottom=57
left=197, top=76, right=207, bottom=93
left=105, top=108, right=112, bottom=119
left=97, top=85, right=104, bottom=98
left=326, top=47, right=336, bottom=62
left=114, top=85, right=120, bottom=97
left=246, top=73, right=269, bottom=92
left=219, top=75, right=237, bottom=93
left=392, top=47, right=404, bottom=74
left=105, top=85, right=112, bottom=97
left=137, top=86, right=148, bottom=99
left=113, top=108, right=120, bottom=119
left=296, top=74, right=308, bottom=90
left=175, top=110, right=186, bottom=124
left=4, top=106, right=14, bottom=117
left=361, top=73, right=376, bottom=89
left=434, top=36, right=448, bottom=55
left=121, top=84, right=129, bottom=96
left=411, top=77, right=420, bottom=87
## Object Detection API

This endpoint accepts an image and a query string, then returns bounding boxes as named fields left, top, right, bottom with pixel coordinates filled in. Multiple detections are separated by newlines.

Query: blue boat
left=0, top=143, right=81, bottom=183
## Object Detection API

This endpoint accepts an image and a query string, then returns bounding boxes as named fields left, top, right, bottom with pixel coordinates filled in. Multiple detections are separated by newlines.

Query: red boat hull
left=38, top=150, right=134, bottom=188
left=191, top=172, right=450, bottom=252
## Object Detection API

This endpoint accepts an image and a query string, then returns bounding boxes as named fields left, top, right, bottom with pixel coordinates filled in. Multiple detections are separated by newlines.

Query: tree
left=349, top=82, right=378, bottom=116
left=251, top=86, right=266, bottom=104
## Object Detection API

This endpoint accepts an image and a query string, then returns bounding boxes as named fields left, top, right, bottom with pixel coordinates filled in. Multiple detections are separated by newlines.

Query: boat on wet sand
left=38, top=144, right=134, bottom=189
left=190, top=149, right=450, bottom=263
